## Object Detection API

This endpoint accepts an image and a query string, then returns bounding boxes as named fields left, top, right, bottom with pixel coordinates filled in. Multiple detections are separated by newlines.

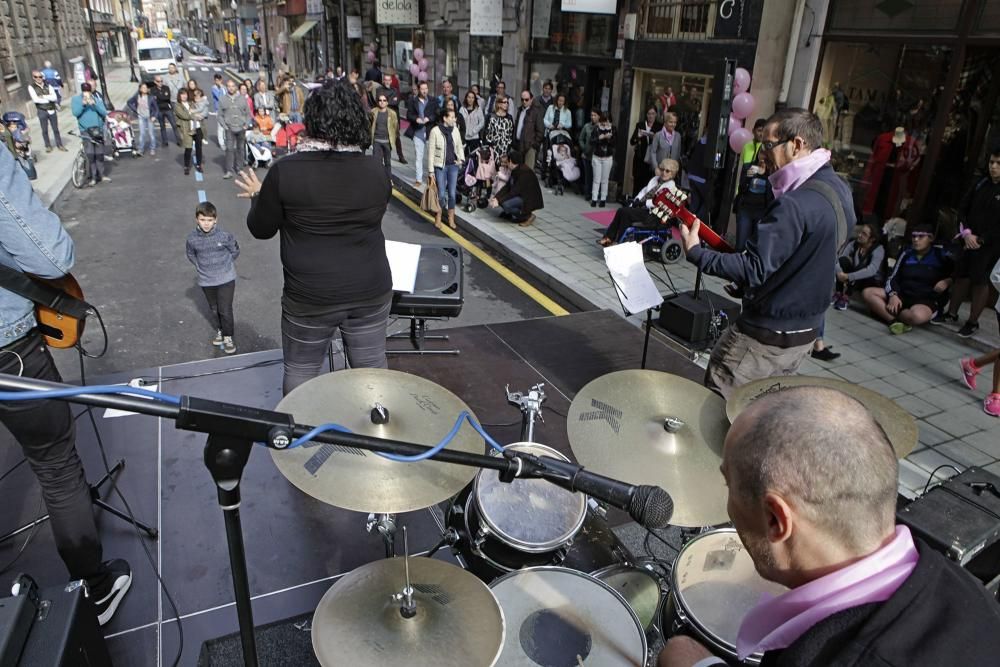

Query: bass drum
left=662, top=528, right=787, bottom=665
left=490, top=567, right=647, bottom=666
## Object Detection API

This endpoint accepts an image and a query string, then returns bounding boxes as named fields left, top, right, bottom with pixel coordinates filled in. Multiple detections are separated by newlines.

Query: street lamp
left=121, top=0, right=137, bottom=82
left=262, top=0, right=273, bottom=87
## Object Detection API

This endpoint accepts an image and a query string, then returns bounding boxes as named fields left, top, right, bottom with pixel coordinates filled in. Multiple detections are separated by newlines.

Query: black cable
left=77, top=306, right=109, bottom=359
left=0, top=458, right=26, bottom=485
left=132, top=357, right=283, bottom=385
left=478, top=420, right=522, bottom=428
left=0, top=494, right=44, bottom=576
left=922, top=464, right=963, bottom=496
left=77, top=350, right=184, bottom=667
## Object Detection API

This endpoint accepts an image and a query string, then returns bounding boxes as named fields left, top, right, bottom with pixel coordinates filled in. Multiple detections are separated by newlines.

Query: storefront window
left=390, top=28, right=425, bottom=91
left=433, top=32, right=459, bottom=88
left=532, top=9, right=616, bottom=58
left=975, top=1, right=1000, bottom=33
left=828, top=0, right=963, bottom=32
left=470, top=36, right=502, bottom=94
left=814, top=42, right=951, bottom=221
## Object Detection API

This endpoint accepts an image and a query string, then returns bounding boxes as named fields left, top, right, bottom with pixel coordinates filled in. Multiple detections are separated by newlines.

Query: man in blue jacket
left=0, top=146, right=131, bottom=625
left=680, top=109, right=853, bottom=399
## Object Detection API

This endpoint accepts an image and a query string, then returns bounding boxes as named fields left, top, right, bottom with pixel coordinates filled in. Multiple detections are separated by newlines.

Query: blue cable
left=289, top=410, right=505, bottom=461
left=0, top=384, right=182, bottom=405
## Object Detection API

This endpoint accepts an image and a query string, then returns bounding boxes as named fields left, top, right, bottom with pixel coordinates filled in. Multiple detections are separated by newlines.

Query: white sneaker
left=212, top=330, right=223, bottom=346
left=222, top=336, right=236, bottom=354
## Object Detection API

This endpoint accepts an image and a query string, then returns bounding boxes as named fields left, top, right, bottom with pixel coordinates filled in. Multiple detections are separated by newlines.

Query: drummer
left=659, top=386, right=1000, bottom=667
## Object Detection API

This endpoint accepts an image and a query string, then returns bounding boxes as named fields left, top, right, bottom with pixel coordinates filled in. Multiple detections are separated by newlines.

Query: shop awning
left=290, top=20, right=318, bottom=41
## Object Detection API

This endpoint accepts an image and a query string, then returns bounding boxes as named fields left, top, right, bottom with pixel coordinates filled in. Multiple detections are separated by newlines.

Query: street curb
left=390, top=175, right=612, bottom=316
left=38, top=156, right=77, bottom=208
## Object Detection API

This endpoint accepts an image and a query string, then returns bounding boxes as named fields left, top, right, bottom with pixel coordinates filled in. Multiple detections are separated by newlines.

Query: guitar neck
left=672, top=208, right=735, bottom=253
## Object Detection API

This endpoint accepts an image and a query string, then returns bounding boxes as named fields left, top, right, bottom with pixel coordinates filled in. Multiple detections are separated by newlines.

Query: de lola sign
left=377, top=0, right=419, bottom=25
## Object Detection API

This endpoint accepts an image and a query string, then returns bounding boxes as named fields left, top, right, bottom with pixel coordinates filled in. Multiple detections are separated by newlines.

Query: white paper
left=385, top=240, right=422, bottom=294
left=104, top=383, right=159, bottom=419
left=603, top=242, right=663, bottom=314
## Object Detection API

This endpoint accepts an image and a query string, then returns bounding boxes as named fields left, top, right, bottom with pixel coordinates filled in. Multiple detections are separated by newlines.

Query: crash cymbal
left=272, top=369, right=483, bottom=514
left=727, top=376, right=918, bottom=459
left=312, top=556, right=505, bottom=667
left=566, top=370, right=731, bottom=527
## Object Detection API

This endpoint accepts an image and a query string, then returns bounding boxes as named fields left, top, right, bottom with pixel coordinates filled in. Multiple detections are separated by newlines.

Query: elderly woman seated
left=597, top=158, right=679, bottom=247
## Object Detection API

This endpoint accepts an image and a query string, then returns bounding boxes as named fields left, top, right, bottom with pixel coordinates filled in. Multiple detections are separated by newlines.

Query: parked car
left=136, top=37, right=175, bottom=77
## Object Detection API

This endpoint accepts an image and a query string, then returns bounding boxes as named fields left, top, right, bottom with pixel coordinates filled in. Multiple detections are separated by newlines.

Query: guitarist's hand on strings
left=679, top=216, right=702, bottom=253
left=234, top=168, right=263, bottom=199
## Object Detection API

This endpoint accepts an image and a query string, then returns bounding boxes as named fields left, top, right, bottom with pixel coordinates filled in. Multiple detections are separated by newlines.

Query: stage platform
left=0, top=310, right=705, bottom=665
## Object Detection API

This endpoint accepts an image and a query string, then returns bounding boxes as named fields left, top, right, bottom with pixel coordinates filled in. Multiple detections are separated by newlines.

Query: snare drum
left=663, top=528, right=787, bottom=665
left=447, top=443, right=587, bottom=580
left=490, top=566, right=648, bottom=666
left=591, top=560, right=669, bottom=641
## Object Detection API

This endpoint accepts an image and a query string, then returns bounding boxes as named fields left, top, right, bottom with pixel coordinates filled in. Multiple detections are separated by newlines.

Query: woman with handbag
left=126, top=82, right=160, bottom=157
left=427, top=108, right=466, bottom=229
left=174, top=89, right=204, bottom=175
left=71, top=82, right=109, bottom=186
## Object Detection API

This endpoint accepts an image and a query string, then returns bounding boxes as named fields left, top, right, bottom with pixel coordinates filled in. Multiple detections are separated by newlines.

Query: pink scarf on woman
left=768, top=148, right=831, bottom=198
left=736, top=525, right=919, bottom=660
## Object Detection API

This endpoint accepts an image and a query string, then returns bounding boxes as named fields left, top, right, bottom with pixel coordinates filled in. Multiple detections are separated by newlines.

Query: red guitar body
left=651, top=189, right=736, bottom=253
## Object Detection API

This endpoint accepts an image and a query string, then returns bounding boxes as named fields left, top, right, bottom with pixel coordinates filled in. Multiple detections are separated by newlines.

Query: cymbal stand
left=506, top=383, right=546, bottom=443
left=366, top=512, right=398, bottom=558
left=391, top=527, right=417, bottom=619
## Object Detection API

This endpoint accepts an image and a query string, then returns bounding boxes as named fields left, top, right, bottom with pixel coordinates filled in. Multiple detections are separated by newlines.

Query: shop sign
left=347, top=15, right=362, bottom=39
left=533, top=0, right=553, bottom=38
left=561, top=0, right=616, bottom=14
left=376, top=0, right=419, bottom=26
left=471, top=0, right=502, bottom=36
left=714, top=0, right=747, bottom=39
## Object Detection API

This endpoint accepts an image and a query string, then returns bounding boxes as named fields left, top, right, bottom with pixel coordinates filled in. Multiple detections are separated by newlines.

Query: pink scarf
left=736, top=525, right=919, bottom=661
left=768, top=148, right=831, bottom=198
left=661, top=127, right=675, bottom=145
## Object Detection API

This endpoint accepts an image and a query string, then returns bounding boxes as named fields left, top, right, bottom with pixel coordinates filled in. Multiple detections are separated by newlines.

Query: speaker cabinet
left=658, top=290, right=741, bottom=344
left=391, top=245, right=464, bottom=318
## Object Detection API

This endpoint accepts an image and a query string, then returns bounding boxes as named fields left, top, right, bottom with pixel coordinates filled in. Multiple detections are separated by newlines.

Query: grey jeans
left=705, top=324, right=814, bottom=400
left=281, top=298, right=392, bottom=395
left=225, top=129, right=246, bottom=173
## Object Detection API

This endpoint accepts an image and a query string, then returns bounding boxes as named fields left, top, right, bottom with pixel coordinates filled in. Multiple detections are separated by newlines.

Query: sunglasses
left=521, top=98, right=531, bottom=102
left=32, top=75, right=43, bottom=79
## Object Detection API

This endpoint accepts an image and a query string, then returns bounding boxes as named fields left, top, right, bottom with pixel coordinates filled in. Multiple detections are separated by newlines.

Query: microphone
left=523, top=455, right=674, bottom=529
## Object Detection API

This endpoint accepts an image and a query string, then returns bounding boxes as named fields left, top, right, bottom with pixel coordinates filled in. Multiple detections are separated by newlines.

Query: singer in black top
left=238, top=80, right=393, bottom=395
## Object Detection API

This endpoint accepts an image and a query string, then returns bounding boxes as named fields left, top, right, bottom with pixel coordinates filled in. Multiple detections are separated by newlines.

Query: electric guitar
left=0, top=264, right=89, bottom=349
left=651, top=188, right=736, bottom=253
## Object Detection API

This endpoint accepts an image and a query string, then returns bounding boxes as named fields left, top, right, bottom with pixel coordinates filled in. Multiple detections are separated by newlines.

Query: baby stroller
left=104, top=111, right=135, bottom=158
left=2, top=111, right=35, bottom=179
left=546, top=129, right=579, bottom=196
left=246, top=136, right=273, bottom=168
left=457, top=150, right=480, bottom=213
left=273, top=114, right=306, bottom=157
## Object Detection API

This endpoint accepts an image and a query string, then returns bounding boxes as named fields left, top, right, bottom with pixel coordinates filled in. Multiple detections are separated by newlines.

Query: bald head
left=725, top=386, right=898, bottom=553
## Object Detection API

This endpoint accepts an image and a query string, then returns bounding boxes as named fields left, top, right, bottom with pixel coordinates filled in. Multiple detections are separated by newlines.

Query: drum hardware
left=663, top=416, right=685, bottom=433
left=506, top=382, right=547, bottom=442
left=424, top=527, right=460, bottom=559
left=366, top=512, right=398, bottom=558
left=389, top=527, right=417, bottom=618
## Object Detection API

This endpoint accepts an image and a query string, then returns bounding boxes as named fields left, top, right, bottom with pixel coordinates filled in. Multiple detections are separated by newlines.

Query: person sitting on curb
left=959, top=256, right=1000, bottom=417
left=834, top=219, right=885, bottom=310
left=489, top=149, right=543, bottom=227
left=862, top=225, right=953, bottom=335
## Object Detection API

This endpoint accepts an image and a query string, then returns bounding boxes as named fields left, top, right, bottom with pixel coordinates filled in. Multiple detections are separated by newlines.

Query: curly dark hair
left=303, top=79, right=371, bottom=149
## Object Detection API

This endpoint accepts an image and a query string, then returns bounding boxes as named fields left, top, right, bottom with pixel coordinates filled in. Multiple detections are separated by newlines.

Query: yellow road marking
left=391, top=189, right=569, bottom=317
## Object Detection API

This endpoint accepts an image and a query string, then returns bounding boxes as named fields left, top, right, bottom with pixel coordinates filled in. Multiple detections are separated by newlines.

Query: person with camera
left=71, top=83, right=109, bottom=186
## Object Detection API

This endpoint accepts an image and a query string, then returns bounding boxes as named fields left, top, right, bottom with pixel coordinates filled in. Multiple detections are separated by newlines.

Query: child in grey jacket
left=185, top=201, right=240, bottom=353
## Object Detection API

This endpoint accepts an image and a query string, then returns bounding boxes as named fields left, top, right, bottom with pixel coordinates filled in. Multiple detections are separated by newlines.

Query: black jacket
left=761, top=540, right=1000, bottom=666
left=958, top=177, right=1000, bottom=247
left=151, top=84, right=172, bottom=112
left=513, top=104, right=545, bottom=150
left=885, top=245, right=953, bottom=302
left=688, top=163, right=854, bottom=333
left=495, top=164, right=544, bottom=214
left=404, top=95, right=432, bottom=140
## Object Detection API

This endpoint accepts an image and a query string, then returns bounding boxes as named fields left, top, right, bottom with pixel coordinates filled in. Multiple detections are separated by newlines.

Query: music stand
left=603, top=242, right=664, bottom=369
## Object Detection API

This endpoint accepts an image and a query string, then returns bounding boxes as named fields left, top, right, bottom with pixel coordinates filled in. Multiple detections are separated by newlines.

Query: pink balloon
left=732, top=92, right=755, bottom=120
left=728, top=114, right=743, bottom=137
left=734, top=67, right=751, bottom=95
left=417, top=71, right=428, bottom=82
left=408, top=63, right=419, bottom=77
left=418, top=58, right=428, bottom=71
left=412, top=48, right=424, bottom=61
left=729, top=127, right=753, bottom=153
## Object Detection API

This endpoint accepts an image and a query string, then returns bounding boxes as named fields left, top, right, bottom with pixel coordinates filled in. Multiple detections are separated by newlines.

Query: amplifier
left=1, top=579, right=110, bottom=666
left=658, top=290, right=741, bottom=344
left=898, top=467, right=1000, bottom=597
left=391, top=245, right=464, bottom=319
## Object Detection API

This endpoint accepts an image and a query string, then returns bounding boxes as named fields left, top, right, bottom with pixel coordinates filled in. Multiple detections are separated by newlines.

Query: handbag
left=421, top=177, right=440, bottom=214
left=85, top=126, right=105, bottom=143
left=463, top=160, right=477, bottom=187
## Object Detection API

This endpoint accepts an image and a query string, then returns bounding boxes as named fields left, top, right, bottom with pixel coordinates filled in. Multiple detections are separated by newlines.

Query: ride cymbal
left=312, top=556, right=504, bottom=667
left=727, top=375, right=918, bottom=459
left=566, top=370, right=731, bottom=527
left=272, top=369, right=483, bottom=514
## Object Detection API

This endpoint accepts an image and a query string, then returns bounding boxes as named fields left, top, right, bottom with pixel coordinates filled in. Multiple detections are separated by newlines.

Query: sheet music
left=603, top=242, right=663, bottom=314
left=385, top=240, right=422, bottom=293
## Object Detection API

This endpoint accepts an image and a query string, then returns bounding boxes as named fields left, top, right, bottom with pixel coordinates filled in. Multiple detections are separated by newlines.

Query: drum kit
left=271, top=368, right=919, bottom=666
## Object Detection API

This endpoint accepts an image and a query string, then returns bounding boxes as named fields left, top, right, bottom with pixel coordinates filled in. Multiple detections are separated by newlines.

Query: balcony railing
left=640, top=0, right=717, bottom=41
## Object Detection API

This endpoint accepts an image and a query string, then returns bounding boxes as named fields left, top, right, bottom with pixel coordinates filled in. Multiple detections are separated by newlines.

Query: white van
left=136, top=38, right=175, bottom=78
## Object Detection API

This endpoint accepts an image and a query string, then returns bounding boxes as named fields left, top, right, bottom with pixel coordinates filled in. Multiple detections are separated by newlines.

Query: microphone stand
left=0, top=373, right=546, bottom=667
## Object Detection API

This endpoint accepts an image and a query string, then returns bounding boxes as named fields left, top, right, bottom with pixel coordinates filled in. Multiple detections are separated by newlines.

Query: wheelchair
left=617, top=204, right=685, bottom=265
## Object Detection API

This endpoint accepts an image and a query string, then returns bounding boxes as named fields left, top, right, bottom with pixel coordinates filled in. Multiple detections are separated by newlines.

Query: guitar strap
left=0, top=263, right=93, bottom=319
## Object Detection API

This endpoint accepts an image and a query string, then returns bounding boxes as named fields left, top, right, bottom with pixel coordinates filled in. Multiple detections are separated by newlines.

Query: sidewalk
left=24, top=64, right=141, bottom=206
left=387, top=133, right=1000, bottom=497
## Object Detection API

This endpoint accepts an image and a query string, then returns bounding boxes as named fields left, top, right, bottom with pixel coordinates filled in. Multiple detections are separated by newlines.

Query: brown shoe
left=57, top=145, right=68, bottom=152
left=518, top=214, right=536, bottom=227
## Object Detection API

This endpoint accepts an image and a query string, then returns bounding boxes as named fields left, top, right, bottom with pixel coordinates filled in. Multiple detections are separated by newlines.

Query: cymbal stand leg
left=506, top=383, right=547, bottom=444
left=204, top=435, right=258, bottom=667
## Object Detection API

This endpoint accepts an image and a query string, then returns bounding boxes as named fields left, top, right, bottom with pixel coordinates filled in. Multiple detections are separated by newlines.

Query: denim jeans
left=137, top=115, right=157, bottom=153
left=280, top=298, right=392, bottom=395
left=202, top=280, right=235, bottom=336
left=38, top=109, right=63, bottom=148
left=499, top=196, right=526, bottom=221
left=413, top=135, right=427, bottom=183
left=158, top=107, right=179, bottom=144
left=435, top=163, right=460, bottom=211
left=0, top=330, right=105, bottom=582
left=84, top=140, right=103, bottom=181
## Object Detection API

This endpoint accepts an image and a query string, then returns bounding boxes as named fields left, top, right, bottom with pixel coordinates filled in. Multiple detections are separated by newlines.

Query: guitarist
left=678, top=109, right=854, bottom=399
left=0, top=146, right=132, bottom=625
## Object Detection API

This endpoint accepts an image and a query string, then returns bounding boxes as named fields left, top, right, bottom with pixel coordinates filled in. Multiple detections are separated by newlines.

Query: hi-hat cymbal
left=312, top=556, right=505, bottom=667
left=727, top=376, right=918, bottom=459
left=566, top=370, right=731, bottom=527
left=272, top=369, right=483, bottom=514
